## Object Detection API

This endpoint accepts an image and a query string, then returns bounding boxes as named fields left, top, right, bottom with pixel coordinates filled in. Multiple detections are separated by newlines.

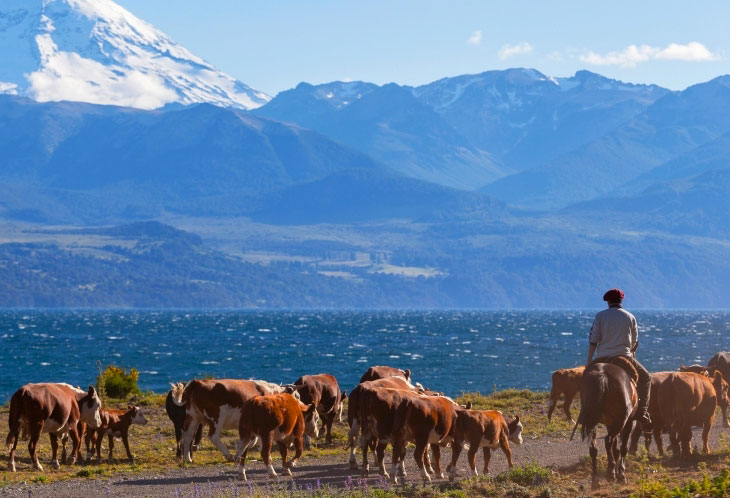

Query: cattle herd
left=4, top=352, right=730, bottom=489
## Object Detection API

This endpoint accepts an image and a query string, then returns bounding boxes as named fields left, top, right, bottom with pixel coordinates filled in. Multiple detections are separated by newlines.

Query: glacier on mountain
left=0, top=0, right=269, bottom=109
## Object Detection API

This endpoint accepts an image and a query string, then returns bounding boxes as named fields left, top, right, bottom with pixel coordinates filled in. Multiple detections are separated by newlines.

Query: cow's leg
left=95, top=430, right=104, bottom=461
left=653, top=426, right=664, bottom=458
left=499, top=435, right=514, bottom=469
left=447, top=441, right=463, bottom=481
left=325, top=412, right=334, bottom=445
left=208, top=422, right=234, bottom=462
left=84, top=428, right=94, bottom=461
left=702, top=417, right=713, bottom=454
left=193, top=423, right=203, bottom=451
left=589, top=432, right=599, bottom=490
left=430, top=444, right=444, bottom=479
left=181, top=414, right=200, bottom=463
left=546, top=390, right=559, bottom=421
left=122, top=431, right=134, bottom=462
left=348, top=419, right=359, bottom=469
left=678, top=424, right=692, bottom=458
left=7, top=422, right=20, bottom=472
left=277, top=442, right=291, bottom=476
left=424, top=444, right=435, bottom=475
left=482, top=447, right=492, bottom=475
left=359, top=430, right=370, bottom=477
left=28, top=421, right=44, bottom=471
left=414, top=438, right=431, bottom=482
left=261, top=432, right=277, bottom=478
left=289, top=434, right=303, bottom=469
left=628, top=423, right=642, bottom=455
left=107, top=434, right=115, bottom=462
left=237, top=445, right=250, bottom=481
left=67, top=426, right=80, bottom=466
left=563, top=391, right=576, bottom=423
left=721, top=405, right=729, bottom=429
left=49, top=434, right=61, bottom=469
left=466, top=443, right=478, bottom=476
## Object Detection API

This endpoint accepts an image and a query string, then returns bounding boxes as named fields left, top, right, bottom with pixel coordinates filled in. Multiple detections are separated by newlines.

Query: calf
left=172, top=379, right=283, bottom=463
left=546, top=366, right=584, bottom=423
left=658, top=371, right=729, bottom=458
left=166, top=385, right=203, bottom=457
left=234, top=393, right=320, bottom=480
left=291, top=374, right=346, bottom=445
left=390, top=395, right=461, bottom=483
left=447, top=409, right=523, bottom=480
left=6, top=384, right=102, bottom=472
left=360, top=366, right=411, bottom=383
left=87, top=405, right=148, bottom=462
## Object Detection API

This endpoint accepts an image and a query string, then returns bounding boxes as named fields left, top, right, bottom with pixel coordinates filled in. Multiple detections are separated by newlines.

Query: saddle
left=591, top=355, right=639, bottom=384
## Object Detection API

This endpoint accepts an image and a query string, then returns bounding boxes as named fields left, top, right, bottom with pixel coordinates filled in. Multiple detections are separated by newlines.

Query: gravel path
left=2, top=425, right=727, bottom=497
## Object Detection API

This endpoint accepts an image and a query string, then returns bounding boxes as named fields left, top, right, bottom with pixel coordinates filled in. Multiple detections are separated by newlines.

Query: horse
left=571, top=356, right=638, bottom=490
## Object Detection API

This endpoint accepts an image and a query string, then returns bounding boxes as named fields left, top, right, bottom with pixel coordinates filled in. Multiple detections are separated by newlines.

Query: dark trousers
left=625, top=356, right=651, bottom=415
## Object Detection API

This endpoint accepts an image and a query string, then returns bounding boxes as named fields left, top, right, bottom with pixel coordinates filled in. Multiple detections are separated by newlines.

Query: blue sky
left=117, top=0, right=730, bottom=97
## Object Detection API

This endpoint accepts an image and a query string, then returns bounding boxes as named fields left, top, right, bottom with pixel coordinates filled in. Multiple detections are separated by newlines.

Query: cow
left=546, top=366, right=584, bottom=423
left=347, top=376, right=423, bottom=471
left=85, top=405, right=148, bottom=462
left=628, top=372, right=672, bottom=457
left=172, top=379, right=292, bottom=463
left=390, top=394, right=464, bottom=483
left=657, top=371, right=729, bottom=458
left=708, top=352, right=730, bottom=427
left=6, top=383, right=102, bottom=472
left=446, top=409, right=523, bottom=481
left=679, top=364, right=710, bottom=376
left=166, top=384, right=203, bottom=458
left=234, top=393, right=320, bottom=481
left=290, top=374, right=346, bottom=445
left=360, top=366, right=411, bottom=383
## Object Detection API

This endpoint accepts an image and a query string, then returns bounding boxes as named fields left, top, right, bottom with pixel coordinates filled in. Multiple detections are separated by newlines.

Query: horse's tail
left=578, top=373, right=608, bottom=441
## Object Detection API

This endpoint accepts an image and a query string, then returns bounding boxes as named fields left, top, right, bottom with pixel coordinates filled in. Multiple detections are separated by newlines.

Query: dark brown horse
left=571, top=357, right=638, bottom=490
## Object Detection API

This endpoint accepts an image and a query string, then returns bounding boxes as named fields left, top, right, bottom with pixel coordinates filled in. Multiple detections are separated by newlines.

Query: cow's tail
left=575, top=373, right=608, bottom=442
left=6, top=390, right=23, bottom=448
left=390, top=397, right=410, bottom=463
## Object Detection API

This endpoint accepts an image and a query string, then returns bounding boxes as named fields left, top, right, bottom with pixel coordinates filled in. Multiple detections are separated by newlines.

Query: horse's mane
left=592, top=356, right=639, bottom=384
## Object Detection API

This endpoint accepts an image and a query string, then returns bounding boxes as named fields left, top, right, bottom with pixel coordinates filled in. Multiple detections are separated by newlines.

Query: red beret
left=603, top=288, right=625, bottom=302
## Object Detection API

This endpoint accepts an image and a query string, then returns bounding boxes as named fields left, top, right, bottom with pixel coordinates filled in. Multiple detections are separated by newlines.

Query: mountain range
left=1, top=0, right=730, bottom=308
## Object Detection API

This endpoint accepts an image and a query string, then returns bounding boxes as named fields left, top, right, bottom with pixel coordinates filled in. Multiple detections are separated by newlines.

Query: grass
left=1, top=389, right=729, bottom=497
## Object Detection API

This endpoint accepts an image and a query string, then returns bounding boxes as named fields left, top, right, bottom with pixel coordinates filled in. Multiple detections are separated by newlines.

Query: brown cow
left=708, top=352, right=730, bottom=427
left=657, top=371, right=729, bottom=458
left=347, top=376, right=423, bottom=471
left=546, top=366, right=584, bottom=423
left=390, top=395, right=461, bottom=483
left=290, top=374, right=346, bottom=445
left=234, top=393, right=320, bottom=480
left=6, top=383, right=102, bottom=472
left=360, top=365, right=411, bottom=383
left=628, top=371, right=672, bottom=457
left=172, top=379, right=289, bottom=463
left=85, top=405, right=148, bottom=462
left=446, top=409, right=523, bottom=480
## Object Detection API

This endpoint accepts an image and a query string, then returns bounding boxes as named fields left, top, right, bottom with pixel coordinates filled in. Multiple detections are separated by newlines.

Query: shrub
left=97, top=365, right=141, bottom=399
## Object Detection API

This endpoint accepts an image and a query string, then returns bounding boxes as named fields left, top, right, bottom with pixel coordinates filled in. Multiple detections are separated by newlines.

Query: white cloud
left=581, top=42, right=717, bottom=67
left=498, top=42, right=533, bottom=60
left=0, top=82, right=19, bottom=95
left=468, top=30, right=482, bottom=46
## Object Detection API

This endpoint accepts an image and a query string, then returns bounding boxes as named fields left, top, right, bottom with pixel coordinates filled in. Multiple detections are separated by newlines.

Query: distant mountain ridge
left=0, top=0, right=269, bottom=109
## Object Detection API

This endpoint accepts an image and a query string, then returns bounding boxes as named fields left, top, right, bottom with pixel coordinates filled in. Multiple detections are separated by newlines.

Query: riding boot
left=630, top=358, right=652, bottom=428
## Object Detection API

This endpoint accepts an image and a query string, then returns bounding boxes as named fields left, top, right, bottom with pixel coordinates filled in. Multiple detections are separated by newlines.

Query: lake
left=1, top=310, right=727, bottom=402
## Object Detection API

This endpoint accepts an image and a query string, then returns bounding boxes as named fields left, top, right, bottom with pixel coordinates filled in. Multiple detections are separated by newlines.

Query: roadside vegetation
left=1, top=387, right=729, bottom=497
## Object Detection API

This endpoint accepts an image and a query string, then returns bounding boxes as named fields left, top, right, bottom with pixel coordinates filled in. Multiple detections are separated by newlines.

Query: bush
left=97, top=365, right=141, bottom=399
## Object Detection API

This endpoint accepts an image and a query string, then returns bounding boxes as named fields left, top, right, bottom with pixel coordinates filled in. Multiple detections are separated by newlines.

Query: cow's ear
left=88, top=385, right=96, bottom=396
left=464, top=401, right=472, bottom=410
left=404, top=369, right=411, bottom=380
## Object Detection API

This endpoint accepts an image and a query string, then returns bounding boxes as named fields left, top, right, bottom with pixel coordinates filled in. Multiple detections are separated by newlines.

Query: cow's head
left=282, top=384, right=302, bottom=400
left=303, top=403, right=321, bottom=439
left=712, top=371, right=730, bottom=409
left=128, top=405, right=149, bottom=426
left=170, top=382, right=186, bottom=406
left=507, top=415, right=523, bottom=446
left=79, top=385, right=103, bottom=429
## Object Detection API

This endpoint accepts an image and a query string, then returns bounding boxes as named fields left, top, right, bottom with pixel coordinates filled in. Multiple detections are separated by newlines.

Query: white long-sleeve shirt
left=588, top=306, right=638, bottom=358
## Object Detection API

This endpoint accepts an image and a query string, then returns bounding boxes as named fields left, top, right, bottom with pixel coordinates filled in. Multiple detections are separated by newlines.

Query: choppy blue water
left=1, top=310, right=728, bottom=403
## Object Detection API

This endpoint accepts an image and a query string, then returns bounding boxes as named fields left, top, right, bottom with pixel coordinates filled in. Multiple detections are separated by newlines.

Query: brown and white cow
left=85, top=405, right=148, bottom=462
left=234, top=393, right=320, bottom=481
left=360, top=365, right=411, bottom=383
left=708, top=352, right=730, bottom=427
left=172, top=379, right=291, bottom=463
left=6, top=383, right=102, bottom=472
left=290, top=374, right=346, bottom=445
left=347, top=376, right=423, bottom=471
left=657, top=371, right=729, bottom=458
left=446, top=409, right=523, bottom=481
left=390, top=395, right=462, bottom=483
left=546, top=366, right=584, bottom=423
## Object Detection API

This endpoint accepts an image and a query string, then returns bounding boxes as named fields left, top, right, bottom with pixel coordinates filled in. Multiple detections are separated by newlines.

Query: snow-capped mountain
left=0, top=0, right=269, bottom=109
